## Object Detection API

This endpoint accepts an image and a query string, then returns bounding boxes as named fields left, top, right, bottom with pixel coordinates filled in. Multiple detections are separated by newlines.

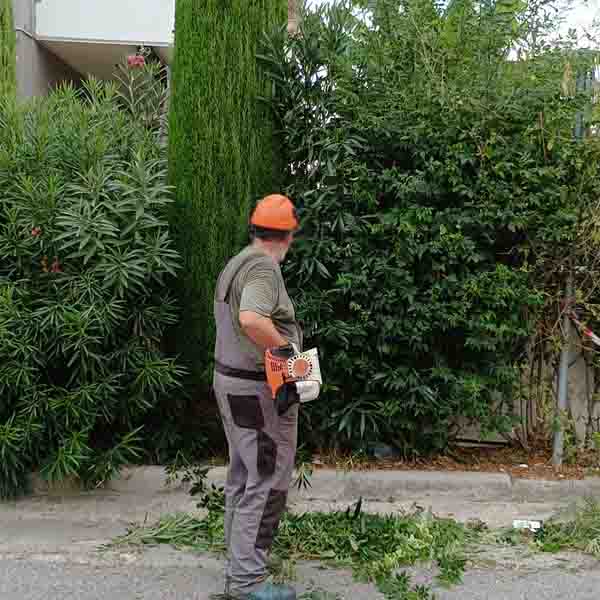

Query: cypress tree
left=0, top=0, right=16, bottom=96
left=168, top=1, right=287, bottom=386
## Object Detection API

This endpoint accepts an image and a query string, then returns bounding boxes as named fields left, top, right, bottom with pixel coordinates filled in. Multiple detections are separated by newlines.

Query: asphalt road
left=439, top=568, right=600, bottom=600
left=0, top=558, right=211, bottom=600
left=0, top=552, right=377, bottom=600
left=1, top=551, right=599, bottom=600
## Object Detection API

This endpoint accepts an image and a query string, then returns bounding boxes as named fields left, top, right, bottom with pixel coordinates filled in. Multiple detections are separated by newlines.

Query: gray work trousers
left=213, top=372, right=298, bottom=596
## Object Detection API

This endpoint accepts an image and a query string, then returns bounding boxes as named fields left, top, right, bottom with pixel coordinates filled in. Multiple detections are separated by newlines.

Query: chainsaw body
left=265, top=345, right=322, bottom=410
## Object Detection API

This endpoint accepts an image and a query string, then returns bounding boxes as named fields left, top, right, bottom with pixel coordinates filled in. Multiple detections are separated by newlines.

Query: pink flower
left=50, top=257, right=62, bottom=273
left=127, top=55, right=146, bottom=68
left=31, top=227, right=42, bottom=237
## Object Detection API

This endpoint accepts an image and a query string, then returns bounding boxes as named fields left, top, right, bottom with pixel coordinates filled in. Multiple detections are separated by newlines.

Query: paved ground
left=0, top=466, right=598, bottom=599
left=0, top=543, right=598, bottom=599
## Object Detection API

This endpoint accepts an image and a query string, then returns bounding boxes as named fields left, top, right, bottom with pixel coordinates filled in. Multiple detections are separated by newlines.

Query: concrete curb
left=205, top=467, right=600, bottom=503
left=511, top=477, right=600, bottom=502
left=206, top=468, right=514, bottom=502
left=28, top=466, right=600, bottom=504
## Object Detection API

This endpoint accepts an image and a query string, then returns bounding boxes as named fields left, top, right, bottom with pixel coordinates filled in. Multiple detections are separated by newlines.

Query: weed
left=293, top=445, right=314, bottom=491
left=117, top=490, right=600, bottom=598
left=535, top=499, right=600, bottom=556
left=377, top=572, right=435, bottom=599
left=112, top=486, right=477, bottom=599
left=164, top=457, right=211, bottom=497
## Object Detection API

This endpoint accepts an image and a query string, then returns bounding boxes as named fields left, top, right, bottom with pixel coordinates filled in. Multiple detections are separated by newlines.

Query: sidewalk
left=13, top=465, right=600, bottom=532
left=205, top=466, right=600, bottom=527
left=20, top=465, right=600, bottom=529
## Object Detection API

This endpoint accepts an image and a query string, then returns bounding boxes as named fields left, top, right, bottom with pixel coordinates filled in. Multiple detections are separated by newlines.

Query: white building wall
left=13, top=0, right=80, bottom=97
left=35, top=0, right=174, bottom=46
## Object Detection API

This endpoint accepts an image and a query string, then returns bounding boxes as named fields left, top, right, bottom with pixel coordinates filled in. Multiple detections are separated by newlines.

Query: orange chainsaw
left=265, top=345, right=322, bottom=414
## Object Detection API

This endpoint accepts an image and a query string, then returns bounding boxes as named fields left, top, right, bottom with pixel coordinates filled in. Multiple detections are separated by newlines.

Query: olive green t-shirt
left=216, top=245, right=302, bottom=370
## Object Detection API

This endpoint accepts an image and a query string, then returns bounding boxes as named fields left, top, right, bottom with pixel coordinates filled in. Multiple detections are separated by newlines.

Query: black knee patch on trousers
left=257, top=430, right=277, bottom=477
left=228, top=394, right=264, bottom=429
left=256, top=489, right=288, bottom=550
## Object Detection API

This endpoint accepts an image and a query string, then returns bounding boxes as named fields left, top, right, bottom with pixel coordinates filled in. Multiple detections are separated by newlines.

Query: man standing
left=213, top=194, right=303, bottom=600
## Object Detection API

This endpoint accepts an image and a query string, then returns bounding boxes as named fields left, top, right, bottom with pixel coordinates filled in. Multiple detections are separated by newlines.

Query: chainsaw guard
left=294, top=380, right=320, bottom=403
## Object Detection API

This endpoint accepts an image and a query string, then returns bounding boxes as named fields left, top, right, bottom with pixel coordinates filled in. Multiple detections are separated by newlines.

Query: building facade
left=12, top=0, right=299, bottom=98
left=13, top=0, right=172, bottom=97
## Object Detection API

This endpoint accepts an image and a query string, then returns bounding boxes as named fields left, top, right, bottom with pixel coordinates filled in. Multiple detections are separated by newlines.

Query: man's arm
left=239, top=311, right=288, bottom=351
left=238, top=263, right=287, bottom=351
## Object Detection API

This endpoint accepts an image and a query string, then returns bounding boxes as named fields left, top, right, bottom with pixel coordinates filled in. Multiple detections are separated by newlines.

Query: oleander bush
left=0, top=63, right=185, bottom=498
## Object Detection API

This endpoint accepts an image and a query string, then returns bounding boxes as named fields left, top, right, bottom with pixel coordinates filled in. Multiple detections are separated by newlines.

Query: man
left=212, top=194, right=304, bottom=600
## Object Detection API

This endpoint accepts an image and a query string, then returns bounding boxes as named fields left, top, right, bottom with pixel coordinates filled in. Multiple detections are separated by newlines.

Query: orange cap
left=250, top=194, right=299, bottom=232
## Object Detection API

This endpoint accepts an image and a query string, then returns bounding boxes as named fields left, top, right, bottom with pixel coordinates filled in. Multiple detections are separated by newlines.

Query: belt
left=214, top=360, right=267, bottom=382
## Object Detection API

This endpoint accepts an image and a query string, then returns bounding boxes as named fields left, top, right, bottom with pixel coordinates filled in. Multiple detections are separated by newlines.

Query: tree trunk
left=288, top=0, right=300, bottom=34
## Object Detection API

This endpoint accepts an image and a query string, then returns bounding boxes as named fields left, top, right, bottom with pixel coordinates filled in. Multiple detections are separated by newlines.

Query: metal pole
left=553, top=272, right=573, bottom=466
left=552, top=67, right=594, bottom=466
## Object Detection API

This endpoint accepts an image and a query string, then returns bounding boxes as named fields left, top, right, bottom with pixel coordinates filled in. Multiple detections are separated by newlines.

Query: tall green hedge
left=168, top=0, right=286, bottom=386
left=260, top=1, right=599, bottom=454
left=0, top=0, right=16, bottom=96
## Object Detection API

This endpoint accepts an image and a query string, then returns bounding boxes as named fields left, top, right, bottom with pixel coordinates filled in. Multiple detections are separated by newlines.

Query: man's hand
left=239, top=311, right=288, bottom=351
